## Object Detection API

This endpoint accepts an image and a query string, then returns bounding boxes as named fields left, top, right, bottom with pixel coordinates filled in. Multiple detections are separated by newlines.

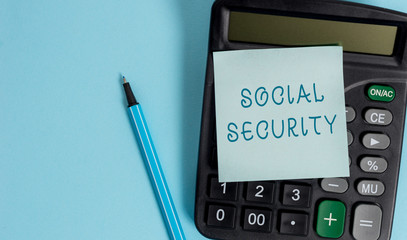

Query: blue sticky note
left=213, top=46, right=350, bottom=182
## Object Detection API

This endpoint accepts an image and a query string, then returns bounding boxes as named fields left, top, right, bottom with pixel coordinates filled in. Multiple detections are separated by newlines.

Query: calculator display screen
left=228, top=11, right=398, bottom=56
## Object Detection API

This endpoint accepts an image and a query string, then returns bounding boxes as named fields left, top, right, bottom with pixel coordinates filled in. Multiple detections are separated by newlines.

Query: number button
left=243, top=209, right=272, bottom=232
left=246, top=182, right=274, bottom=203
left=207, top=205, right=236, bottom=228
left=282, top=184, right=311, bottom=207
left=209, top=177, right=238, bottom=200
left=279, top=212, right=309, bottom=236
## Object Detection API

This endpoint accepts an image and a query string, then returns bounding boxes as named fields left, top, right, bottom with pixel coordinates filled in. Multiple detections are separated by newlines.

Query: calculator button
left=243, top=209, right=272, bottom=232
left=360, top=156, right=388, bottom=173
left=362, top=133, right=390, bottom=149
left=246, top=182, right=274, bottom=203
left=347, top=131, right=353, bottom=146
left=357, top=180, right=385, bottom=196
left=345, top=106, right=356, bottom=122
left=316, top=200, right=346, bottom=238
left=364, top=109, right=393, bottom=125
left=367, top=85, right=395, bottom=102
left=282, top=184, right=311, bottom=207
left=352, top=204, right=382, bottom=240
left=207, top=205, right=236, bottom=228
left=279, top=212, right=308, bottom=236
left=209, top=177, right=238, bottom=200
left=321, top=178, right=348, bottom=193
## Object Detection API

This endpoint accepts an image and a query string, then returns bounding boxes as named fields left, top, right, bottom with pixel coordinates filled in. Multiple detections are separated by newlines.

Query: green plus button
left=316, top=200, right=346, bottom=238
left=367, top=85, right=395, bottom=102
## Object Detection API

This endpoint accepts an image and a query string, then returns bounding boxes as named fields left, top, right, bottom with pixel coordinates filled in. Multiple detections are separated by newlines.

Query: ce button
left=364, top=109, right=392, bottom=126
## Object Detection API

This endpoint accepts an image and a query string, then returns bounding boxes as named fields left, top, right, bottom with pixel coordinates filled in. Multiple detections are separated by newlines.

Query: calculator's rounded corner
left=194, top=214, right=213, bottom=239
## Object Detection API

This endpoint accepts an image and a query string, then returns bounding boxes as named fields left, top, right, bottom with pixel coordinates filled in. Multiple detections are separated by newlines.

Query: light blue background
left=0, top=0, right=406, bottom=239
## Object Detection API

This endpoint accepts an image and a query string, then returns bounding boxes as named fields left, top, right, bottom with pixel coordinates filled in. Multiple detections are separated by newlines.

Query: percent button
left=360, top=157, right=387, bottom=173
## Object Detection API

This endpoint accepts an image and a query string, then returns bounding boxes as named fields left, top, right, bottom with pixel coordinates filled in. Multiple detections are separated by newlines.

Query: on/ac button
left=367, top=85, right=395, bottom=102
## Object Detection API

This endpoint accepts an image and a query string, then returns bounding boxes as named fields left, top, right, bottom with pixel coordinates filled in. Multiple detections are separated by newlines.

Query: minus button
left=321, top=178, right=348, bottom=193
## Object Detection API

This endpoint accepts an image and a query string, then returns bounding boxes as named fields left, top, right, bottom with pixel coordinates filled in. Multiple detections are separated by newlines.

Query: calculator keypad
left=347, top=130, right=354, bottom=145
left=282, top=184, right=311, bottom=207
left=279, top=212, right=308, bottom=235
left=209, top=177, right=238, bottom=201
left=352, top=204, right=383, bottom=240
left=242, top=209, right=272, bottom=232
left=345, top=106, right=356, bottom=122
left=207, top=205, right=236, bottom=228
left=320, top=178, right=348, bottom=193
left=246, top=182, right=274, bottom=203
left=362, top=133, right=390, bottom=149
left=196, top=80, right=406, bottom=240
left=356, top=180, right=385, bottom=196
left=359, top=156, right=387, bottom=173
left=316, top=200, right=346, bottom=238
left=364, top=108, right=393, bottom=125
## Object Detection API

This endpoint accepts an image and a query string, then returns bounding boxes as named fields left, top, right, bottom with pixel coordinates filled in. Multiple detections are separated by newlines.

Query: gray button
left=362, top=133, right=390, bottom=149
left=365, top=109, right=392, bottom=125
left=357, top=180, right=385, bottom=196
left=348, top=131, right=353, bottom=146
left=321, top=178, right=348, bottom=193
left=352, top=204, right=382, bottom=240
left=346, top=106, right=356, bottom=122
left=360, top=157, right=388, bottom=173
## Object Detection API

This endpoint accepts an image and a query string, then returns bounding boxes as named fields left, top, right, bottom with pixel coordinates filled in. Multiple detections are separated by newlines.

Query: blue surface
left=0, top=0, right=406, bottom=239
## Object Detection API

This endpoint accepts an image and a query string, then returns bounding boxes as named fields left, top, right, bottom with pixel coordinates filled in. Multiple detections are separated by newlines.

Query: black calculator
left=194, top=0, right=407, bottom=239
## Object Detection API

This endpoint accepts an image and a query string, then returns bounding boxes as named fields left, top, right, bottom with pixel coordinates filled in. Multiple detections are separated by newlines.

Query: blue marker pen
left=122, top=76, right=185, bottom=240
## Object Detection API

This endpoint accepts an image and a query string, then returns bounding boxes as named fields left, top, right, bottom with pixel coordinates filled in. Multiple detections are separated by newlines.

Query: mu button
left=316, top=200, right=346, bottom=238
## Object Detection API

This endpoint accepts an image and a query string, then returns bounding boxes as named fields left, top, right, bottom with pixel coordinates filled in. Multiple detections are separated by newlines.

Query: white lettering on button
left=378, top=114, right=385, bottom=123
left=388, top=91, right=394, bottom=98
left=357, top=180, right=385, bottom=196
left=360, top=220, right=373, bottom=228
left=370, top=113, right=386, bottom=124
left=370, top=89, right=394, bottom=98
left=365, top=109, right=392, bottom=126
left=328, top=184, right=339, bottom=187
left=324, top=213, right=337, bottom=226
left=362, top=184, right=378, bottom=194
left=370, top=138, right=379, bottom=146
